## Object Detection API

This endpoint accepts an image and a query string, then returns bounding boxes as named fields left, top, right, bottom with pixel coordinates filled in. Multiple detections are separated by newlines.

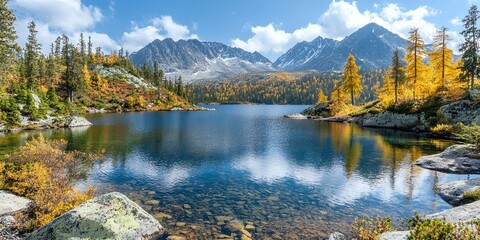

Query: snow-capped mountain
left=274, top=23, right=408, bottom=72
left=129, top=38, right=276, bottom=83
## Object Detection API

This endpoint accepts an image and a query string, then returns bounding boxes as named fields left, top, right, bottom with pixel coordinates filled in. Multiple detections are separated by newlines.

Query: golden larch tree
left=429, top=27, right=455, bottom=89
left=405, top=28, right=427, bottom=100
left=341, top=54, right=363, bottom=105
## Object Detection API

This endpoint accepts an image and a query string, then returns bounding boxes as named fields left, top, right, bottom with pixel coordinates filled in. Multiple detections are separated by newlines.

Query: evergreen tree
left=79, top=33, right=87, bottom=63
left=0, top=0, right=20, bottom=84
left=61, top=36, right=84, bottom=102
left=87, top=36, right=93, bottom=61
left=341, top=54, right=362, bottom=105
left=430, top=27, right=455, bottom=89
left=25, top=21, right=42, bottom=90
left=460, top=5, right=480, bottom=90
left=390, top=48, right=406, bottom=103
left=405, top=28, right=427, bottom=100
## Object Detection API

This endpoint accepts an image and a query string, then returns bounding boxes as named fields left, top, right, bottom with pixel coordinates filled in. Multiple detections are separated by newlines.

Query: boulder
left=0, top=191, right=33, bottom=216
left=435, top=178, right=480, bottom=206
left=425, top=200, right=480, bottom=223
left=439, top=100, right=480, bottom=125
left=284, top=113, right=307, bottom=119
left=379, top=231, right=409, bottom=240
left=27, top=192, right=163, bottom=240
left=327, top=231, right=346, bottom=240
left=64, top=116, right=92, bottom=128
left=358, top=111, right=426, bottom=131
left=415, top=144, right=480, bottom=174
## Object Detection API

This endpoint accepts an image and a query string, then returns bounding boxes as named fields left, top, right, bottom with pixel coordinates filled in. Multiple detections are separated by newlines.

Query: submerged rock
left=27, top=192, right=163, bottom=240
left=435, top=178, right=480, bottom=206
left=64, top=116, right=93, bottom=128
left=415, top=144, right=480, bottom=174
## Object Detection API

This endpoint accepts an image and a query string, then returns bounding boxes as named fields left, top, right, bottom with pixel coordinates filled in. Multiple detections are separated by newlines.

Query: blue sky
left=9, top=0, right=476, bottom=61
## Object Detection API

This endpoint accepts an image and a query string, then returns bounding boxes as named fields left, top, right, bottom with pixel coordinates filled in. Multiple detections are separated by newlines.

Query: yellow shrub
left=352, top=216, right=395, bottom=240
left=0, top=136, right=100, bottom=228
left=430, top=124, right=454, bottom=135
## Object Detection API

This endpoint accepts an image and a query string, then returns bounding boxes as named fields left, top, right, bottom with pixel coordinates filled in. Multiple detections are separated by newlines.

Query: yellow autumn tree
left=83, top=64, right=91, bottom=89
left=378, top=68, right=395, bottom=105
left=405, top=28, right=428, bottom=100
left=341, top=54, right=362, bottom=105
left=429, top=27, right=456, bottom=91
left=317, top=89, right=328, bottom=104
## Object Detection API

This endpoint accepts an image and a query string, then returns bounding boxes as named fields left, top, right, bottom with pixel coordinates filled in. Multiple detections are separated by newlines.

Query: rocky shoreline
left=0, top=116, right=93, bottom=133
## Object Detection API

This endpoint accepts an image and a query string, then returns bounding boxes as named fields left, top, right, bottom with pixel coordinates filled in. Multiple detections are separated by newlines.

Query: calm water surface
left=0, top=105, right=475, bottom=239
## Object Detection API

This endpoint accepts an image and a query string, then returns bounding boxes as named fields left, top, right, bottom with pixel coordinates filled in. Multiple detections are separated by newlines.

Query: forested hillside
left=189, top=70, right=384, bottom=105
left=0, top=1, right=193, bottom=127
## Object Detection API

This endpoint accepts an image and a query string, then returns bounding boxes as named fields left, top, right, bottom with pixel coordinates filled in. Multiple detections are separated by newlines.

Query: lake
left=0, top=105, right=474, bottom=239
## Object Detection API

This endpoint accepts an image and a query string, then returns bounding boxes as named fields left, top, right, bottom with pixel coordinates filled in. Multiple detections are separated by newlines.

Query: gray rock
left=435, top=178, right=480, bottom=206
left=327, top=231, right=346, bottom=240
left=358, top=111, right=426, bottom=131
left=415, top=144, right=480, bottom=174
left=27, top=192, right=163, bottom=240
left=284, top=113, right=307, bottom=119
left=65, top=116, right=92, bottom=128
left=440, top=100, right=480, bottom=125
left=0, top=191, right=33, bottom=216
left=425, top=199, right=480, bottom=223
left=31, top=93, right=41, bottom=109
left=379, top=231, right=409, bottom=240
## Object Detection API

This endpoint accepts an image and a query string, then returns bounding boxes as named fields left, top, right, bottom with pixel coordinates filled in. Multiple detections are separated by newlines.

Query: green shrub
left=387, top=101, right=416, bottom=114
left=352, top=216, right=395, bottom=240
left=0, top=97, right=21, bottom=125
left=407, top=212, right=480, bottom=240
left=463, top=188, right=480, bottom=202
left=454, top=123, right=480, bottom=150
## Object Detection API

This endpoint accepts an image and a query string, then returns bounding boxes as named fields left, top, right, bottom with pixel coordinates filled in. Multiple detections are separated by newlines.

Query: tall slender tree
left=405, top=28, right=427, bottom=100
left=0, top=0, right=20, bottom=85
left=390, top=49, right=406, bottom=104
left=24, top=21, right=42, bottom=90
left=460, top=5, right=480, bottom=90
left=341, top=54, right=362, bottom=105
left=430, top=27, right=455, bottom=88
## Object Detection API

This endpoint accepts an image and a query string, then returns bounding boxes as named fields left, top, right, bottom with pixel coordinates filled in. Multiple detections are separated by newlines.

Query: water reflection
left=0, top=105, right=474, bottom=239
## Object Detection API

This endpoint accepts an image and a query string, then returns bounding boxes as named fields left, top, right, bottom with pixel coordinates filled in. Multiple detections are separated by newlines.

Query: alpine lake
left=0, top=105, right=475, bottom=239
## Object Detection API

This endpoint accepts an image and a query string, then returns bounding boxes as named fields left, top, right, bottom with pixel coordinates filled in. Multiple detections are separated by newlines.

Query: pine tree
left=405, top=28, right=427, bottom=100
left=429, top=27, right=455, bottom=89
left=332, top=80, right=344, bottom=103
left=25, top=21, right=42, bottom=90
left=316, top=89, right=328, bottom=104
left=341, top=54, right=362, bottom=105
left=460, top=5, right=480, bottom=90
left=153, top=61, right=163, bottom=100
left=390, top=49, right=406, bottom=103
left=0, top=0, right=20, bottom=84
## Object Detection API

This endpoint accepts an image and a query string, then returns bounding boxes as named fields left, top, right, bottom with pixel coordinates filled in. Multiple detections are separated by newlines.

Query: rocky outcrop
left=27, top=192, right=163, bottom=240
left=301, top=102, right=330, bottom=117
left=327, top=232, right=346, bottom=240
left=64, top=116, right=93, bottom=128
left=440, top=100, right=480, bottom=125
left=435, top=178, right=480, bottom=206
left=284, top=113, right=307, bottom=119
left=356, top=111, right=426, bottom=131
left=415, top=144, right=480, bottom=174
left=425, top=200, right=480, bottom=223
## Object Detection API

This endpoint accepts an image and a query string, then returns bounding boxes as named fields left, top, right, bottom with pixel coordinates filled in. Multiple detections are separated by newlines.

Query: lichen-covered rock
left=358, top=111, right=426, bottom=131
left=415, top=144, right=480, bottom=174
left=64, top=116, right=92, bottom=128
left=435, top=178, right=480, bottom=206
left=379, top=231, right=409, bottom=240
left=440, top=100, right=480, bottom=125
left=27, top=192, right=163, bottom=240
left=301, top=102, right=330, bottom=117
left=0, top=191, right=33, bottom=216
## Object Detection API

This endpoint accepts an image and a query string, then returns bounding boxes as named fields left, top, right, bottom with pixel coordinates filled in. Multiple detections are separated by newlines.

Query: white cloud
left=12, top=0, right=120, bottom=54
left=450, top=17, right=462, bottom=26
left=121, top=16, right=198, bottom=52
left=232, top=0, right=446, bottom=59
left=12, top=0, right=102, bottom=33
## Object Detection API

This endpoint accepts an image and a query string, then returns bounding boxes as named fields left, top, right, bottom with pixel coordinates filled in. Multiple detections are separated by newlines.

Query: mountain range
left=130, top=23, right=409, bottom=83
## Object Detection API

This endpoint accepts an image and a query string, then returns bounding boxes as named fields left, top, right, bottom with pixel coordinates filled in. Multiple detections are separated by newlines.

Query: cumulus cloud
left=121, top=16, right=198, bottom=52
left=450, top=17, right=462, bottom=26
left=12, top=0, right=119, bottom=53
left=232, top=0, right=450, bottom=59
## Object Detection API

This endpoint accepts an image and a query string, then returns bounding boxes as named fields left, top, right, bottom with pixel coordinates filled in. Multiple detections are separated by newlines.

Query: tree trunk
left=351, top=89, right=354, bottom=106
